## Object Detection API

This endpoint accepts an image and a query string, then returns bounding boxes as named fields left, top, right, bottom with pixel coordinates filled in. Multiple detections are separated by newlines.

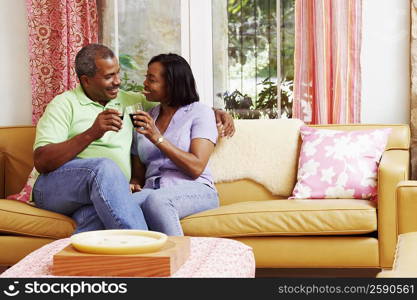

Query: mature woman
left=130, top=53, right=219, bottom=236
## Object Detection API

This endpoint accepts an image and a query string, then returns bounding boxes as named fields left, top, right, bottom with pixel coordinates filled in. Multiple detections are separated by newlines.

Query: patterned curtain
left=411, top=0, right=417, bottom=179
left=26, top=0, right=98, bottom=124
left=292, top=0, right=362, bottom=124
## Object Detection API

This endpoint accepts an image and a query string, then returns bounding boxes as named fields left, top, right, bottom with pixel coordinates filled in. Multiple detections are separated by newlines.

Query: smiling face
left=142, top=62, right=168, bottom=104
left=80, top=56, right=121, bottom=104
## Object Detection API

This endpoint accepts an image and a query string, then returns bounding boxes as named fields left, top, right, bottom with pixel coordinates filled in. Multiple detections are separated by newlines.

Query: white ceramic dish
left=70, top=230, right=168, bottom=255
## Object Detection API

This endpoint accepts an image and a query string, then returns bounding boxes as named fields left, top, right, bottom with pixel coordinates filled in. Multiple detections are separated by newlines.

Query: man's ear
left=80, top=75, right=89, bottom=87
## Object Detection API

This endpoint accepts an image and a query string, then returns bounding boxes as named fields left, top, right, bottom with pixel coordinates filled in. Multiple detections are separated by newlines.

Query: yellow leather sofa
left=377, top=181, right=417, bottom=277
left=0, top=121, right=410, bottom=271
left=0, top=126, right=75, bottom=267
left=181, top=120, right=410, bottom=270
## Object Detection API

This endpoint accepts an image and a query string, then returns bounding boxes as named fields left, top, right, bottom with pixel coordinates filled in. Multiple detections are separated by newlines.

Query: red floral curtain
left=26, top=0, right=98, bottom=124
left=292, top=0, right=362, bottom=124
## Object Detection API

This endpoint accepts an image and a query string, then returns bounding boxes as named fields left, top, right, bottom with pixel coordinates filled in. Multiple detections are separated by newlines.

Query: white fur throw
left=209, top=118, right=304, bottom=196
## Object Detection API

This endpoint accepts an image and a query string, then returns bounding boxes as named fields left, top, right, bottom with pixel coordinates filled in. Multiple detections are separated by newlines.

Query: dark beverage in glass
left=126, top=103, right=144, bottom=129
left=129, top=113, right=139, bottom=128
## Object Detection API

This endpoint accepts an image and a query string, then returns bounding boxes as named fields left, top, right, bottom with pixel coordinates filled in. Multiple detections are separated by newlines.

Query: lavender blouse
left=131, top=102, right=218, bottom=190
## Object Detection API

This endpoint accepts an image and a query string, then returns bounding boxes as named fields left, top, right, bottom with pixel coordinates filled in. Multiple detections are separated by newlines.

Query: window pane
left=212, top=0, right=295, bottom=119
left=99, top=0, right=182, bottom=92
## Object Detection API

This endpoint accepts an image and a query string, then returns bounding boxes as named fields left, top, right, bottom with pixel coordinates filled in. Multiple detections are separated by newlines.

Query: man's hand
left=130, top=183, right=142, bottom=193
left=33, top=109, right=123, bottom=174
left=214, top=109, right=235, bottom=138
left=87, top=109, right=123, bottom=140
left=129, top=178, right=142, bottom=193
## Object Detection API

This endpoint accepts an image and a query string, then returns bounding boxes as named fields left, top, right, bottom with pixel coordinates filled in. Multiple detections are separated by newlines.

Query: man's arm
left=130, top=154, right=146, bottom=192
left=213, top=108, right=235, bottom=138
left=131, top=91, right=235, bottom=137
left=34, top=132, right=96, bottom=173
left=34, top=109, right=122, bottom=173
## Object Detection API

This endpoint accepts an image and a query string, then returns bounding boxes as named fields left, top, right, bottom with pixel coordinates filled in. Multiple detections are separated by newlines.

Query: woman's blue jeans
left=33, top=158, right=148, bottom=233
left=132, top=182, right=219, bottom=236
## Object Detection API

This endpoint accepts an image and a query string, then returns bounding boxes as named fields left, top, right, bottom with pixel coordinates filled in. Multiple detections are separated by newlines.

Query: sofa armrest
left=378, top=149, right=409, bottom=268
left=0, top=152, right=4, bottom=198
left=396, top=181, right=417, bottom=235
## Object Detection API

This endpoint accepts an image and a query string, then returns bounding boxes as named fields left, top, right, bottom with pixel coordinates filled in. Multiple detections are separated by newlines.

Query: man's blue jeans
left=132, top=182, right=219, bottom=236
left=33, top=158, right=148, bottom=233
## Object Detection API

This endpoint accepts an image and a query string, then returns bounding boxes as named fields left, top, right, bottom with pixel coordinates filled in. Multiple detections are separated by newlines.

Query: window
left=97, top=0, right=182, bottom=93
left=97, top=0, right=295, bottom=118
left=213, top=0, right=294, bottom=119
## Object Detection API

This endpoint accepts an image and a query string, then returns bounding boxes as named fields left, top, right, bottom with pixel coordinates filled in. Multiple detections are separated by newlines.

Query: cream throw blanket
left=209, top=118, right=304, bottom=196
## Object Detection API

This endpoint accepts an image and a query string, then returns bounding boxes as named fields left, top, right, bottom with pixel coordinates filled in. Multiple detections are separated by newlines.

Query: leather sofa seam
left=182, top=209, right=376, bottom=219
left=0, top=207, right=75, bottom=224
left=192, top=229, right=377, bottom=238
left=0, top=228, right=64, bottom=239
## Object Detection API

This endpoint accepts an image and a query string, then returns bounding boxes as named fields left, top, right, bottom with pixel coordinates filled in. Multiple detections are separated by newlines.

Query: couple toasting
left=33, top=44, right=235, bottom=236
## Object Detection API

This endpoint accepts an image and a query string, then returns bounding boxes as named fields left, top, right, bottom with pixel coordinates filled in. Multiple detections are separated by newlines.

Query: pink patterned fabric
left=26, top=0, right=98, bottom=124
left=291, top=126, right=391, bottom=201
left=6, top=168, right=38, bottom=204
left=292, top=0, right=362, bottom=124
left=0, top=237, right=255, bottom=278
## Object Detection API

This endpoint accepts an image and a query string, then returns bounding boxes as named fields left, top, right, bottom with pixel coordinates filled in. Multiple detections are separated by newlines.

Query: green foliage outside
left=223, top=77, right=293, bottom=119
left=224, top=0, right=295, bottom=119
left=119, top=53, right=144, bottom=93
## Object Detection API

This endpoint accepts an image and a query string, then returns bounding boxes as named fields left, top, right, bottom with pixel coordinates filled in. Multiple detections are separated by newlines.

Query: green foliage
left=222, top=89, right=261, bottom=119
left=225, top=0, right=295, bottom=118
left=224, top=90, right=252, bottom=110
left=120, top=72, right=144, bottom=93
left=118, top=54, right=143, bottom=93
left=255, top=78, right=279, bottom=119
left=280, top=79, right=293, bottom=117
left=119, top=54, right=140, bottom=70
left=222, top=78, right=293, bottom=119
left=255, top=78, right=293, bottom=118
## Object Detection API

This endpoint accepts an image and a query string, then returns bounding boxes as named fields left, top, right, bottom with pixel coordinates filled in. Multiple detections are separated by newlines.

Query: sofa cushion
left=181, top=199, right=377, bottom=237
left=0, top=199, right=75, bottom=239
left=0, top=126, right=36, bottom=197
left=291, top=126, right=391, bottom=200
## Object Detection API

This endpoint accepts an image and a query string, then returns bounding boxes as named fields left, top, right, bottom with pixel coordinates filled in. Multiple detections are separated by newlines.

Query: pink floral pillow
left=291, top=126, right=392, bottom=200
left=6, top=167, right=38, bottom=205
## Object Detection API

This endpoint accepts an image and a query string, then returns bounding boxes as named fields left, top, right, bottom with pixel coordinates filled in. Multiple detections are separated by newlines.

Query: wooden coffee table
left=1, top=237, right=255, bottom=278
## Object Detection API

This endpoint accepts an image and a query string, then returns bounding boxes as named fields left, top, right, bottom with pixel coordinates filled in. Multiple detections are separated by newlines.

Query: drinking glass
left=126, top=103, right=144, bottom=128
left=114, top=104, right=125, bottom=121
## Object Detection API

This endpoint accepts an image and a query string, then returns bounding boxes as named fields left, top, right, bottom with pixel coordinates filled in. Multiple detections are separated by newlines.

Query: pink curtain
left=26, top=0, right=98, bottom=124
left=292, top=0, right=362, bottom=124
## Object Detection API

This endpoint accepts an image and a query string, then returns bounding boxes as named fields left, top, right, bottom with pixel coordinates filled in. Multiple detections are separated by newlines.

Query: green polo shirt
left=34, top=85, right=156, bottom=179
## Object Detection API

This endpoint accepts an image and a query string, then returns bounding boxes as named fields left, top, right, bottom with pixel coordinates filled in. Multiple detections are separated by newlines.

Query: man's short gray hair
left=75, top=44, right=115, bottom=79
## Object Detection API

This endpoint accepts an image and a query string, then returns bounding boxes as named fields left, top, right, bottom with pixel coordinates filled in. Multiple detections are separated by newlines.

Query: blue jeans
left=132, top=182, right=219, bottom=236
left=33, top=158, right=148, bottom=233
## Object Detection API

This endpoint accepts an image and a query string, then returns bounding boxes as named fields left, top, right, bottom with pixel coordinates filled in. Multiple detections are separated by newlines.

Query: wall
left=0, top=1, right=32, bottom=126
left=361, top=0, right=410, bottom=124
left=0, top=0, right=411, bottom=126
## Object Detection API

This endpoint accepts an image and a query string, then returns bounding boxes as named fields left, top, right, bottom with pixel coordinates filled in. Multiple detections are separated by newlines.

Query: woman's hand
left=133, top=111, right=162, bottom=144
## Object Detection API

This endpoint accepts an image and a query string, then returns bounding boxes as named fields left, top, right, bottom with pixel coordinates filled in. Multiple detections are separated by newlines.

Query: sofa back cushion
left=210, top=119, right=304, bottom=201
left=0, top=126, right=36, bottom=198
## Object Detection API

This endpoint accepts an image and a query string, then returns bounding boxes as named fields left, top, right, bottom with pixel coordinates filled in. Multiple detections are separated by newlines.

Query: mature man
left=33, top=43, right=234, bottom=233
